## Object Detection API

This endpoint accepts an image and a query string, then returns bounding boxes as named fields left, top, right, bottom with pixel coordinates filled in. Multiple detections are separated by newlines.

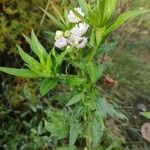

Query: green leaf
left=77, top=0, right=89, bottom=16
left=23, top=31, right=48, bottom=66
left=97, top=98, right=127, bottom=120
left=44, top=120, right=52, bottom=133
left=44, top=110, right=69, bottom=139
left=105, top=9, right=150, bottom=36
left=66, top=75, right=86, bottom=86
left=89, top=28, right=96, bottom=47
left=66, top=93, right=84, bottom=106
left=103, top=0, right=117, bottom=24
left=17, top=45, right=41, bottom=74
left=72, top=9, right=88, bottom=24
left=86, top=62, right=105, bottom=84
left=0, top=67, right=39, bottom=78
left=22, top=33, right=32, bottom=45
left=68, top=61, right=84, bottom=70
left=40, top=8, right=66, bottom=30
left=55, top=47, right=72, bottom=71
left=96, top=42, right=118, bottom=56
left=45, top=31, right=55, bottom=37
left=69, top=118, right=80, bottom=149
left=86, top=62, right=99, bottom=83
left=40, top=78, right=58, bottom=96
left=77, top=0, right=98, bottom=26
left=45, top=51, right=53, bottom=74
left=51, top=92, right=71, bottom=103
left=140, top=112, right=150, bottom=119
left=92, top=112, right=104, bottom=148
left=31, top=30, right=48, bottom=58
left=51, top=2, right=66, bottom=25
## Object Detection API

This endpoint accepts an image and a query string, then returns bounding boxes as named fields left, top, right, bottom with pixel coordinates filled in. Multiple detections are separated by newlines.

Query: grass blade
left=40, top=8, right=66, bottom=30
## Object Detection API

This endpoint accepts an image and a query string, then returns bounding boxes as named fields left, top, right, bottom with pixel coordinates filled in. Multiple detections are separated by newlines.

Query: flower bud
left=55, top=31, right=64, bottom=40
left=55, top=37, right=67, bottom=49
left=64, top=30, right=71, bottom=37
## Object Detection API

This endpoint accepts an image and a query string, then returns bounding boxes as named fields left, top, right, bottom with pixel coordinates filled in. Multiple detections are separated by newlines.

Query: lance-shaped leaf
left=97, top=98, right=128, bottom=120
left=0, top=67, right=39, bottom=78
left=45, top=51, right=53, bottom=74
left=54, top=47, right=72, bottom=72
left=66, top=93, right=84, bottom=106
left=105, top=9, right=150, bottom=36
left=103, top=0, right=117, bottom=24
left=66, top=75, right=86, bottom=86
left=51, top=2, right=66, bottom=25
left=86, top=62, right=105, bottom=84
left=92, top=112, right=104, bottom=148
left=23, top=31, right=48, bottom=66
left=23, top=34, right=40, bottom=58
left=17, top=45, right=41, bottom=74
left=77, top=0, right=89, bottom=16
left=69, top=118, right=80, bottom=149
left=72, top=9, right=88, bottom=24
left=96, top=42, right=118, bottom=56
left=40, top=8, right=67, bottom=30
left=40, top=78, right=58, bottom=96
left=31, top=30, right=48, bottom=58
left=77, top=0, right=98, bottom=26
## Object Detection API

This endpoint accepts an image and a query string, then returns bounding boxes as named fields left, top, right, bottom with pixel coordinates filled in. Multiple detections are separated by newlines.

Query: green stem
left=88, top=46, right=97, bottom=62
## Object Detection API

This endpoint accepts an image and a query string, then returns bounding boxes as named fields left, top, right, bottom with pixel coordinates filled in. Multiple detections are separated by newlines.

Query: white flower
left=77, top=37, right=87, bottom=48
left=67, top=7, right=84, bottom=23
left=71, top=23, right=89, bottom=36
left=68, top=34, right=87, bottom=48
left=55, top=31, right=64, bottom=40
left=55, top=37, right=67, bottom=49
left=68, top=34, right=82, bottom=46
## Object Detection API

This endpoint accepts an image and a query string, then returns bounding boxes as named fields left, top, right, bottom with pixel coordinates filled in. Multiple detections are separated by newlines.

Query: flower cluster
left=54, top=7, right=89, bottom=49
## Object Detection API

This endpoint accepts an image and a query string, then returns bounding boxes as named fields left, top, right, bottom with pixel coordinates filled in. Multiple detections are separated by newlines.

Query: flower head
left=55, top=37, right=67, bottom=49
left=71, top=23, right=89, bottom=37
left=68, top=34, right=87, bottom=48
left=77, top=37, right=87, bottom=48
left=67, top=7, right=84, bottom=23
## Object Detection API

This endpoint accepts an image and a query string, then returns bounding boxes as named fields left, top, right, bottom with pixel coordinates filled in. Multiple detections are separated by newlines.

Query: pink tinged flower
left=67, top=7, right=84, bottom=23
left=77, top=37, right=87, bottom=48
left=55, top=37, right=67, bottom=49
left=68, top=34, right=87, bottom=48
left=68, top=34, right=81, bottom=46
left=71, top=23, right=89, bottom=36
